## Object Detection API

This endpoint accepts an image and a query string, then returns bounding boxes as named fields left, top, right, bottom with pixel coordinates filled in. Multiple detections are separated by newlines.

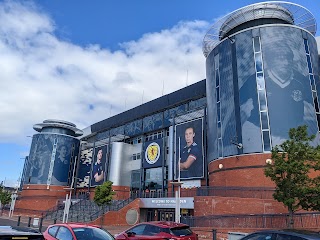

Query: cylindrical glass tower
left=23, top=119, right=83, bottom=186
left=204, top=2, right=319, bottom=162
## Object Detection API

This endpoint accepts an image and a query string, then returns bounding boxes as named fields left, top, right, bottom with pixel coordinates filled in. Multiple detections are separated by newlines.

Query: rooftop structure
left=202, top=1, right=317, bottom=57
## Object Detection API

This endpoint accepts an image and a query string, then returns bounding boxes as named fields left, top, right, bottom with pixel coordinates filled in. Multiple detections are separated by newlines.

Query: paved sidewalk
left=0, top=214, right=49, bottom=232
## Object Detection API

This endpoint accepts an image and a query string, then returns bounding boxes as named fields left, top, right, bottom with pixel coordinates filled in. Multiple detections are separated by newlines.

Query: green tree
left=93, top=181, right=115, bottom=206
left=0, top=188, right=12, bottom=205
left=264, top=125, right=320, bottom=228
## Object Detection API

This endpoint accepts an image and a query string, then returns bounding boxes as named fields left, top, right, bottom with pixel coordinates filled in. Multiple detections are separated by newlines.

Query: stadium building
left=16, top=1, right=320, bottom=225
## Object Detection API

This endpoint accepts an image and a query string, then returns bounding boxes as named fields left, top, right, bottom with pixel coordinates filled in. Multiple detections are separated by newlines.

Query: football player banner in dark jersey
left=175, top=118, right=204, bottom=180
left=90, top=145, right=108, bottom=187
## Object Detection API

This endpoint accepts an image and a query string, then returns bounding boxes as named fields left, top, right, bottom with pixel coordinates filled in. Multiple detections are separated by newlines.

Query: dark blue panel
left=219, top=40, right=238, bottom=157
left=261, top=26, right=318, bottom=146
left=206, top=52, right=218, bottom=162
left=90, top=145, right=108, bottom=187
left=236, top=30, right=263, bottom=153
left=189, top=97, right=207, bottom=111
left=307, top=35, right=320, bottom=133
left=52, top=138, right=79, bottom=185
left=76, top=147, right=93, bottom=188
left=125, top=119, right=143, bottom=137
left=28, top=134, right=80, bottom=186
left=163, top=104, right=188, bottom=127
left=110, top=125, right=124, bottom=136
left=143, top=112, right=163, bottom=132
left=21, top=156, right=30, bottom=188
left=28, top=134, right=51, bottom=184
left=96, top=131, right=109, bottom=141
left=91, top=80, right=206, bottom=133
left=142, top=138, right=164, bottom=168
left=174, top=118, right=204, bottom=180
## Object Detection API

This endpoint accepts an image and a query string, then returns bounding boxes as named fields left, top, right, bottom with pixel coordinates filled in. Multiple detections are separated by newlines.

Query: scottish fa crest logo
left=145, top=142, right=160, bottom=164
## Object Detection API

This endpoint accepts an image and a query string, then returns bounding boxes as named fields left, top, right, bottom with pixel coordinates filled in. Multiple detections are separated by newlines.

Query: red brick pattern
left=91, top=199, right=141, bottom=226
left=208, top=154, right=275, bottom=187
left=194, top=196, right=287, bottom=216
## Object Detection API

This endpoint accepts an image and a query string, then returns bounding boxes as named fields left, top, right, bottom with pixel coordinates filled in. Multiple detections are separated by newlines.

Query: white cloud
left=0, top=1, right=208, bottom=145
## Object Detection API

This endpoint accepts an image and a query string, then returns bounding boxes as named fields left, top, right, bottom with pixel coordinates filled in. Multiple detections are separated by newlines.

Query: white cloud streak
left=0, top=0, right=208, bottom=145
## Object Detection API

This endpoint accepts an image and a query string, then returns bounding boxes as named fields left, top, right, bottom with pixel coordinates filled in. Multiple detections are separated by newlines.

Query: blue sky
left=0, top=0, right=319, bottom=187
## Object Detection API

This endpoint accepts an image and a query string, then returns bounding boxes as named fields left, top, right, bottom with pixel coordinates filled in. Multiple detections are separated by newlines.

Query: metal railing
left=130, top=186, right=275, bottom=199
left=182, top=212, right=320, bottom=229
left=87, top=198, right=136, bottom=222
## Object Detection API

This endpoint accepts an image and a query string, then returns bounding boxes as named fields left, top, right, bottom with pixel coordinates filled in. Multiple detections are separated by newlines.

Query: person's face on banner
left=97, top=149, right=103, bottom=163
left=185, top=127, right=195, bottom=146
left=58, top=145, right=67, bottom=159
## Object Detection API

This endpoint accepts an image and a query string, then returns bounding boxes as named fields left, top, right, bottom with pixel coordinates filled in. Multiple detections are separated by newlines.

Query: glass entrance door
left=158, top=210, right=174, bottom=221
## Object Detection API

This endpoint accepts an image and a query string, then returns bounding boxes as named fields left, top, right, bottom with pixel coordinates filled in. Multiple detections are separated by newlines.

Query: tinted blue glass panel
left=96, top=131, right=109, bottom=141
left=216, top=71, right=220, bottom=87
left=189, top=98, right=206, bottom=111
left=41, top=128, right=74, bottom=135
left=258, top=90, right=267, bottom=111
left=309, top=74, right=315, bottom=86
left=125, top=119, right=143, bottom=136
left=110, top=125, right=124, bottom=136
left=314, top=97, right=319, bottom=113
left=237, top=30, right=262, bottom=154
left=163, top=104, right=188, bottom=127
left=313, top=91, right=317, bottom=99
left=304, top=39, right=309, bottom=54
left=261, top=26, right=317, bottom=147
left=206, top=52, right=218, bottom=161
left=306, top=55, right=313, bottom=73
left=255, top=52, right=263, bottom=72
left=219, top=40, right=237, bottom=157
left=261, top=111, right=269, bottom=130
left=263, top=131, right=271, bottom=151
left=143, top=112, right=163, bottom=132
left=306, top=35, right=320, bottom=135
left=28, top=134, right=80, bottom=185
left=253, top=37, right=261, bottom=52
left=217, top=102, right=221, bottom=121
left=216, top=88, right=220, bottom=102
left=257, top=72, right=265, bottom=90
left=218, top=139, right=222, bottom=157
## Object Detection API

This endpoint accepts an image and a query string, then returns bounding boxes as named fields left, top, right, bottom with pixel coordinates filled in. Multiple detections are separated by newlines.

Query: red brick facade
left=208, top=153, right=274, bottom=188
left=15, top=184, right=68, bottom=215
left=91, top=199, right=141, bottom=226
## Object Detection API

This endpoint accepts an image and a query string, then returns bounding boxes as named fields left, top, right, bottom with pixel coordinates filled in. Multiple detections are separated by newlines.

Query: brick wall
left=91, top=199, right=141, bottom=226
left=194, top=196, right=287, bottom=216
left=208, top=154, right=275, bottom=187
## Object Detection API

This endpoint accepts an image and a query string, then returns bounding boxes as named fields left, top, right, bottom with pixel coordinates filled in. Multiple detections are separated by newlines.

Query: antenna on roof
left=142, top=90, right=144, bottom=104
left=186, top=69, right=189, bottom=87
left=162, top=79, right=165, bottom=96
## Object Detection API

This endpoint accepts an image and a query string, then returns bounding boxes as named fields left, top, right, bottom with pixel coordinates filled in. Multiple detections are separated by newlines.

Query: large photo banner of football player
left=90, top=145, right=108, bottom=187
left=175, top=118, right=204, bottom=180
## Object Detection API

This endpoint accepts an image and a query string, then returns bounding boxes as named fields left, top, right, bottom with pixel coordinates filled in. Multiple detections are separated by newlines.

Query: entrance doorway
left=146, top=209, right=175, bottom=222
left=158, top=210, right=174, bottom=221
